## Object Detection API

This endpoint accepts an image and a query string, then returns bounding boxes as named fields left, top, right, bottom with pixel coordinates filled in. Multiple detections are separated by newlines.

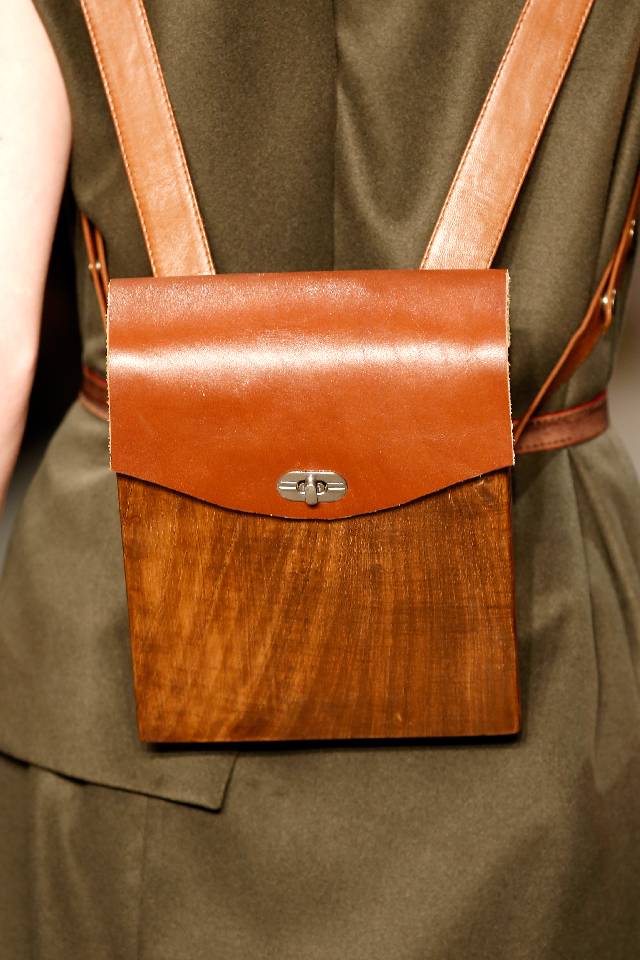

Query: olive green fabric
left=1, top=0, right=640, bottom=955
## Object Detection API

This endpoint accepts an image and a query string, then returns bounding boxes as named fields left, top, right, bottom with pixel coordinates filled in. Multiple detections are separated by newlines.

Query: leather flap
left=107, top=270, right=513, bottom=519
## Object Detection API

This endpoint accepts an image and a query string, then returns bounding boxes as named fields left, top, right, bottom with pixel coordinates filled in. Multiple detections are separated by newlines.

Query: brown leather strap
left=78, top=364, right=609, bottom=457
left=82, top=166, right=638, bottom=427
left=514, top=391, right=608, bottom=455
left=421, top=0, right=595, bottom=270
left=79, top=366, right=112, bottom=421
left=80, top=0, right=593, bottom=278
left=81, top=212, right=110, bottom=324
left=515, top=169, right=640, bottom=441
left=79, top=0, right=214, bottom=277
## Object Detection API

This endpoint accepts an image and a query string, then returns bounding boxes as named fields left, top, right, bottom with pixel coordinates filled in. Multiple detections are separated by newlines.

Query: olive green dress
left=1, top=1, right=639, bottom=957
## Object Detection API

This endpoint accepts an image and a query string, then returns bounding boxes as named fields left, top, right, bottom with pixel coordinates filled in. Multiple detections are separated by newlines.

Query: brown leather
left=81, top=364, right=611, bottom=457
left=79, top=162, right=639, bottom=448
left=77, top=0, right=603, bottom=438
left=75, top=0, right=595, bottom=745
left=79, top=0, right=214, bottom=277
left=514, top=391, right=608, bottom=455
left=81, top=161, right=636, bottom=459
left=603, top=172, right=639, bottom=328
left=81, top=163, right=638, bottom=436
left=80, top=213, right=109, bottom=323
left=78, top=365, right=112, bottom=421
left=107, top=270, right=513, bottom=519
left=421, top=0, right=595, bottom=270
left=514, top=170, right=640, bottom=443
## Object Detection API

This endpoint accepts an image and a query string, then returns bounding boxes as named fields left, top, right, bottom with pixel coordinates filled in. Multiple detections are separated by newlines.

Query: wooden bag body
left=108, top=268, right=519, bottom=742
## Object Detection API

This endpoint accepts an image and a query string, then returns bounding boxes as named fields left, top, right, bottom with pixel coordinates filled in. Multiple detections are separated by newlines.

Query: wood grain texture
left=118, top=471, right=520, bottom=742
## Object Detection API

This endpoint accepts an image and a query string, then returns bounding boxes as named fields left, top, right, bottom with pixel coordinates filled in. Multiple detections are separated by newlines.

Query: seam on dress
left=134, top=794, right=151, bottom=960
left=218, top=751, right=241, bottom=811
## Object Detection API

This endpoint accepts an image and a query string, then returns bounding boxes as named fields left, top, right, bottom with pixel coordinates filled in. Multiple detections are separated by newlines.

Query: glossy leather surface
left=81, top=363, right=611, bottom=457
left=108, top=269, right=513, bottom=519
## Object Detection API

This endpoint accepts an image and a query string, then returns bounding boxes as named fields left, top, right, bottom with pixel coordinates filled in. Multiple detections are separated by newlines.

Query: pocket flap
left=107, top=269, right=513, bottom=519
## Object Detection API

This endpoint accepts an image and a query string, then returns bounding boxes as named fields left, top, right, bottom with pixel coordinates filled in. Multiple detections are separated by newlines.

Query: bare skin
left=0, top=0, right=71, bottom=514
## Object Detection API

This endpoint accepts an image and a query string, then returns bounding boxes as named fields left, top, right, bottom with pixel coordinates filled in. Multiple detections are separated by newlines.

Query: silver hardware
left=277, top=470, right=347, bottom=506
left=601, top=287, right=617, bottom=325
left=601, top=289, right=616, bottom=308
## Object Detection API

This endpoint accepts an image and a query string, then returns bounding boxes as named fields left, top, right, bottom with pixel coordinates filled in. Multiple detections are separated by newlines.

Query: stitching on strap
left=518, top=427, right=605, bottom=452
left=133, top=0, right=214, bottom=274
left=523, top=394, right=607, bottom=430
left=421, top=0, right=535, bottom=268
left=486, top=1, right=594, bottom=264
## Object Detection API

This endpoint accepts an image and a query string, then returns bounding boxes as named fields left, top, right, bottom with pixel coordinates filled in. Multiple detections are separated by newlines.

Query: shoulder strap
left=81, top=0, right=623, bottom=436
left=421, top=0, right=595, bottom=269
left=79, top=0, right=594, bottom=277
left=79, top=0, right=214, bottom=277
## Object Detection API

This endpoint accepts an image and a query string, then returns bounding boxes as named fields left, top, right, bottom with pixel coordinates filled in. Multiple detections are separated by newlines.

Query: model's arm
left=0, top=0, right=71, bottom=514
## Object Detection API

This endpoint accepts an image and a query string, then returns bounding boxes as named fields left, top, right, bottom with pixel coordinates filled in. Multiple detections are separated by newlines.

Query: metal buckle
left=277, top=471, right=348, bottom=506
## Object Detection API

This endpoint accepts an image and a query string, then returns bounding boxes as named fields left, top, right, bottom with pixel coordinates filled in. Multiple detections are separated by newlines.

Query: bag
left=79, top=0, right=596, bottom=742
left=109, top=270, right=515, bottom=741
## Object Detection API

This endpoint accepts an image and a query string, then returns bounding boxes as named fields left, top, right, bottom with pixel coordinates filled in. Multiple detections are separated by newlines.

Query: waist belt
left=78, top=167, right=639, bottom=461
left=79, top=364, right=609, bottom=457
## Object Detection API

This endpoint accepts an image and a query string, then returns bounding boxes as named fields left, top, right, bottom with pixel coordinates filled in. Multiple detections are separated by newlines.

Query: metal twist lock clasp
left=300, top=475, right=323, bottom=505
left=277, top=471, right=347, bottom=506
